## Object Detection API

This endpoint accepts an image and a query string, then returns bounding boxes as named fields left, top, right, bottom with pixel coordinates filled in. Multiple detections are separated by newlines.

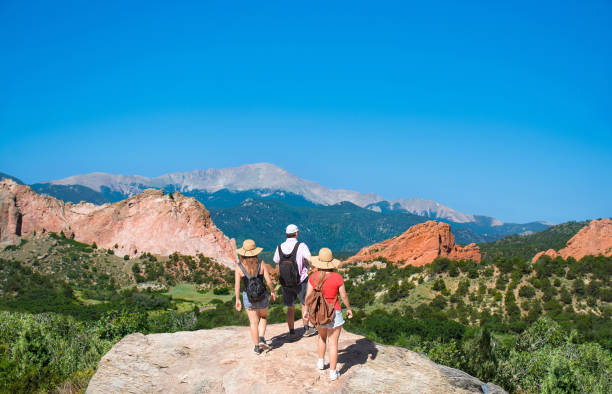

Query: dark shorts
left=282, top=280, right=307, bottom=306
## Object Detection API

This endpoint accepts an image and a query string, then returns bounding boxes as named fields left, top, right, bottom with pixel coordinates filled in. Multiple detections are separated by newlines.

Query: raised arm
left=338, top=285, right=353, bottom=319
left=234, top=265, right=242, bottom=311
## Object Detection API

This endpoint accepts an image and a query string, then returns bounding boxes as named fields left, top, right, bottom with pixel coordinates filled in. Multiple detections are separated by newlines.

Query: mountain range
left=4, top=163, right=551, bottom=250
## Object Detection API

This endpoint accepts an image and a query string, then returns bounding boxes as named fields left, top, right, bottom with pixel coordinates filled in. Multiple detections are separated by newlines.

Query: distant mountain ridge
left=4, top=164, right=553, bottom=249
left=42, top=163, right=521, bottom=226
left=208, top=198, right=428, bottom=253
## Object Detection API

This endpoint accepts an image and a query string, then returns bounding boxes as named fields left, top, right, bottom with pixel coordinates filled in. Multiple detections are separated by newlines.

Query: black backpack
left=237, top=260, right=266, bottom=303
left=277, top=242, right=301, bottom=288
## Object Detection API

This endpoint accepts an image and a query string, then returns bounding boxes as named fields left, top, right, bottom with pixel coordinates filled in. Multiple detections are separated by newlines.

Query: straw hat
left=309, top=248, right=341, bottom=269
left=236, top=239, right=263, bottom=257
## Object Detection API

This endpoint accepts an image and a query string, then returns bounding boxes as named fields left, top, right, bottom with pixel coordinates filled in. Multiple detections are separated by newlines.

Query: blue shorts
left=242, top=291, right=269, bottom=310
left=319, top=310, right=345, bottom=329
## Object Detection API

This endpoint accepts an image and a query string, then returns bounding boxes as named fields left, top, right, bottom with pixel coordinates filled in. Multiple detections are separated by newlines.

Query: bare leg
left=258, top=309, right=268, bottom=338
left=328, top=326, right=342, bottom=371
left=286, top=305, right=295, bottom=331
left=317, top=327, right=328, bottom=360
left=301, top=303, right=309, bottom=326
left=246, top=309, right=260, bottom=346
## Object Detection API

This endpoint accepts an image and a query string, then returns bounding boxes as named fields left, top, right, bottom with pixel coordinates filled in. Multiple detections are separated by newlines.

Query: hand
left=347, top=309, right=353, bottom=319
left=270, top=292, right=277, bottom=302
left=235, top=299, right=242, bottom=311
left=303, top=311, right=309, bottom=319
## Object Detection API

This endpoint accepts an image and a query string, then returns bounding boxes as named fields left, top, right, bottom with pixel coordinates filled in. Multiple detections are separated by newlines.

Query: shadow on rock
left=268, top=331, right=301, bottom=350
left=338, top=338, right=378, bottom=374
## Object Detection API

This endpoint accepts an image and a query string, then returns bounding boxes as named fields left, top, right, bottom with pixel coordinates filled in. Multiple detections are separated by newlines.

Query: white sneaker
left=329, top=369, right=339, bottom=381
left=317, top=358, right=325, bottom=370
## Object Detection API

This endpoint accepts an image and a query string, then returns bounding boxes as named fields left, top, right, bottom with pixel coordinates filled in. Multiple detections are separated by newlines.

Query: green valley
left=1, top=221, right=611, bottom=393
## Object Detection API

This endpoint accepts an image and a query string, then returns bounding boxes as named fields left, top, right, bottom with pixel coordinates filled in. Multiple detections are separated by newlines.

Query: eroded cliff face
left=86, top=323, right=506, bottom=394
left=346, top=220, right=481, bottom=266
left=0, top=180, right=237, bottom=267
left=532, top=218, right=612, bottom=262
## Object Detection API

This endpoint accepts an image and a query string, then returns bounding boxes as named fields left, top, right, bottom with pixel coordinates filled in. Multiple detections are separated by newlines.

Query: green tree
left=518, top=285, right=536, bottom=299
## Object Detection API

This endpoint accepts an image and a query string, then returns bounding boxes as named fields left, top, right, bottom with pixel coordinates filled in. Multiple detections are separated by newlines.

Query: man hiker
left=273, top=224, right=317, bottom=340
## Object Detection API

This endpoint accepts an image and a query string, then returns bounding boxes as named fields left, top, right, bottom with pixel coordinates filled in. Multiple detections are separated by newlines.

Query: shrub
left=572, top=278, right=586, bottom=296
left=495, top=276, right=508, bottom=291
left=499, top=318, right=612, bottom=393
left=518, top=285, right=536, bottom=299
left=456, top=279, right=470, bottom=296
left=559, top=286, right=572, bottom=304
left=600, top=288, right=612, bottom=302
left=432, top=279, right=446, bottom=291
left=430, top=295, right=448, bottom=311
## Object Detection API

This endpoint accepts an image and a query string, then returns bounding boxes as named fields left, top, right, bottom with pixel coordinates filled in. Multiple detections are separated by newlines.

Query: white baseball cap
left=286, top=224, right=299, bottom=234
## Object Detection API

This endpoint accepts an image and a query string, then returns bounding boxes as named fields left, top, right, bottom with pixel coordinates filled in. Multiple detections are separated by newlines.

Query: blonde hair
left=239, top=255, right=260, bottom=276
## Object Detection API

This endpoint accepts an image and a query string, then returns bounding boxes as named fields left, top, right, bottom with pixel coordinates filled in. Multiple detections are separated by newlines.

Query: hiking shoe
left=317, top=358, right=325, bottom=370
left=288, top=330, right=298, bottom=341
left=329, top=369, right=339, bottom=381
left=253, top=345, right=263, bottom=355
left=304, top=326, right=318, bottom=337
left=258, top=337, right=270, bottom=351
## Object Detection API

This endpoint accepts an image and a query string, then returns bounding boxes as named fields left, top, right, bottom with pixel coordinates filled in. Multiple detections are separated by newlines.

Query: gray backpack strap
left=256, top=259, right=262, bottom=276
left=237, top=261, right=253, bottom=279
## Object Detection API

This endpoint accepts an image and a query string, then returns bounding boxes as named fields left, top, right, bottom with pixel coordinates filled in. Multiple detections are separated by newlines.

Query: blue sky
left=0, top=0, right=610, bottom=224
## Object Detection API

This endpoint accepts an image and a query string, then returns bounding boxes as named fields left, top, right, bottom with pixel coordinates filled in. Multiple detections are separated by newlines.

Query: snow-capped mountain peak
left=46, top=163, right=488, bottom=224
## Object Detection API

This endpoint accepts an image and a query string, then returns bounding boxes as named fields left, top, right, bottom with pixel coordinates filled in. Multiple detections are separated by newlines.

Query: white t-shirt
left=273, top=238, right=311, bottom=283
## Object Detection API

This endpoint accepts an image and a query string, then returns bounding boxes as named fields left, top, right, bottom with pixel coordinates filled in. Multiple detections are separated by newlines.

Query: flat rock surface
left=87, top=323, right=506, bottom=394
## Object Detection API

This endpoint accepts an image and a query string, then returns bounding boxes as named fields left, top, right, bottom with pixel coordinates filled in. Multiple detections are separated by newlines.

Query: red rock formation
left=532, top=218, right=612, bottom=262
left=532, top=249, right=559, bottom=262
left=345, top=220, right=481, bottom=267
left=0, top=180, right=237, bottom=268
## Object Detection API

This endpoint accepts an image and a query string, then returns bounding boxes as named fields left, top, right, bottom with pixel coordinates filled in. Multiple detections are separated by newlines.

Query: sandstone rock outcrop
left=86, top=323, right=506, bottom=394
left=532, top=218, right=612, bottom=262
left=0, top=179, right=237, bottom=267
left=346, top=220, right=481, bottom=266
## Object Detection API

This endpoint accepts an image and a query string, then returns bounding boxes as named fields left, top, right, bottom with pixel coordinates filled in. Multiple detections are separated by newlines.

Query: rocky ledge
left=87, top=323, right=505, bottom=394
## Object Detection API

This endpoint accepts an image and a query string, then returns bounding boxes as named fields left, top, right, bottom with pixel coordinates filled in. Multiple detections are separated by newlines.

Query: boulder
left=87, top=323, right=506, bottom=394
left=345, top=220, right=481, bottom=266
left=0, top=180, right=237, bottom=267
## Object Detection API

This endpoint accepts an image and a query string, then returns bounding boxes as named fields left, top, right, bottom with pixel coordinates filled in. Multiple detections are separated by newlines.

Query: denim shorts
left=242, top=291, right=269, bottom=310
left=319, top=310, right=345, bottom=329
